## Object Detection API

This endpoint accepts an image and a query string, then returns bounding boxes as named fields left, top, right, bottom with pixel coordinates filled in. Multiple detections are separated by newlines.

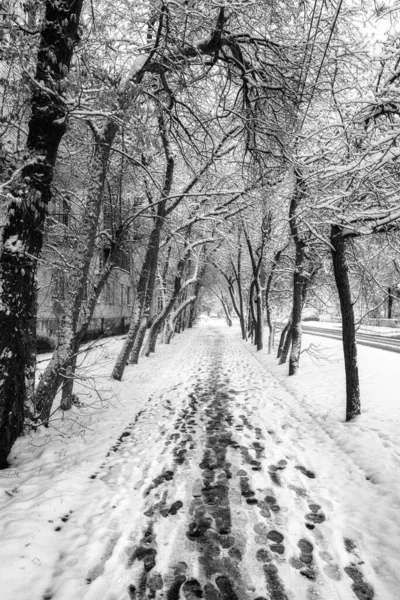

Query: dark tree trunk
left=144, top=256, right=187, bottom=356
left=288, top=242, right=306, bottom=376
left=187, top=261, right=206, bottom=328
left=34, top=121, right=118, bottom=422
left=220, top=297, right=233, bottom=326
left=388, top=286, right=394, bottom=319
left=286, top=170, right=308, bottom=376
left=331, top=226, right=361, bottom=421
left=175, top=288, right=188, bottom=334
left=249, top=281, right=257, bottom=345
left=112, top=221, right=162, bottom=380
left=166, top=295, right=196, bottom=343
left=113, top=107, right=175, bottom=378
left=265, top=298, right=274, bottom=354
left=0, top=0, right=84, bottom=467
left=225, top=279, right=246, bottom=339
left=279, top=320, right=293, bottom=364
left=244, top=227, right=266, bottom=351
left=277, top=316, right=292, bottom=360
left=235, top=251, right=247, bottom=341
left=187, top=288, right=198, bottom=328
left=130, top=319, right=148, bottom=365
left=60, top=237, right=122, bottom=410
left=265, top=245, right=287, bottom=354
left=255, top=285, right=263, bottom=350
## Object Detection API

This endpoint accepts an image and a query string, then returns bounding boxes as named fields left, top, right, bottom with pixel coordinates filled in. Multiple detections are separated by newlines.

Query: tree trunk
left=265, top=245, right=286, bottom=354
left=226, top=280, right=245, bottom=338
left=331, top=225, right=361, bottom=421
left=114, top=109, right=174, bottom=373
left=130, top=318, right=148, bottom=364
left=166, top=295, right=196, bottom=344
left=175, top=288, right=188, bottom=334
left=60, top=242, right=121, bottom=410
left=279, top=319, right=293, bottom=364
left=255, top=280, right=263, bottom=351
left=277, top=316, right=291, bottom=359
left=285, top=168, right=310, bottom=376
left=288, top=243, right=306, bottom=376
left=34, top=120, right=118, bottom=422
left=0, top=0, right=84, bottom=466
left=112, top=221, right=162, bottom=380
left=220, top=297, right=233, bottom=326
left=388, top=286, right=394, bottom=319
left=265, top=300, right=274, bottom=354
left=249, top=281, right=258, bottom=346
left=144, top=257, right=187, bottom=356
left=236, top=258, right=247, bottom=341
left=187, top=261, right=206, bottom=328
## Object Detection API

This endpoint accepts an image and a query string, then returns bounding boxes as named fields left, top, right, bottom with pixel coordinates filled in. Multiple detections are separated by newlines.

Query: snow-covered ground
left=1, top=319, right=399, bottom=600
left=303, top=319, right=400, bottom=338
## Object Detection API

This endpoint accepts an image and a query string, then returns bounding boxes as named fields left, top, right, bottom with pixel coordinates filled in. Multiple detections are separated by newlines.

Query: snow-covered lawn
left=0, top=320, right=399, bottom=600
left=303, top=319, right=400, bottom=338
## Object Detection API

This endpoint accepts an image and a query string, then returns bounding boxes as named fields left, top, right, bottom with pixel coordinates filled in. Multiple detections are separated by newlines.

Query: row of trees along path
left=1, top=1, right=400, bottom=466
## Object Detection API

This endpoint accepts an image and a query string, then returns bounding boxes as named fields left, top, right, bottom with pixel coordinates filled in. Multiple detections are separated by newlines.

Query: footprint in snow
left=264, top=495, right=281, bottom=514
left=305, top=503, right=326, bottom=525
left=344, top=565, right=375, bottom=600
left=166, top=563, right=188, bottom=600
left=161, top=500, right=184, bottom=517
left=266, top=530, right=285, bottom=555
left=181, top=578, right=203, bottom=600
left=295, top=465, right=316, bottom=479
left=215, top=575, right=239, bottom=600
left=289, top=485, right=308, bottom=498
left=268, top=463, right=286, bottom=487
left=343, top=538, right=375, bottom=599
left=295, top=539, right=316, bottom=581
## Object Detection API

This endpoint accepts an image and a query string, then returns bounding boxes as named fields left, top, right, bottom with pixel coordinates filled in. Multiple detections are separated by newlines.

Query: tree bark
left=144, top=253, right=193, bottom=355
left=244, top=227, right=265, bottom=351
left=0, top=0, right=84, bottom=466
left=288, top=241, right=306, bottom=376
left=331, top=225, right=361, bottom=421
left=60, top=235, right=123, bottom=410
left=265, top=245, right=287, bottom=354
left=219, top=295, right=233, bottom=326
left=34, top=120, right=118, bottom=422
left=248, top=280, right=258, bottom=346
left=287, top=169, right=307, bottom=376
left=112, top=221, right=162, bottom=380
left=130, top=318, right=148, bottom=365
left=278, top=317, right=293, bottom=364
left=277, top=317, right=291, bottom=359
left=224, top=276, right=246, bottom=338
left=166, top=295, right=196, bottom=343
left=388, top=286, right=394, bottom=319
left=187, top=263, right=206, bottom=328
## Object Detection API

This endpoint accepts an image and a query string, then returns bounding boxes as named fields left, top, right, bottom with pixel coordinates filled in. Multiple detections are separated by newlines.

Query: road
left=301, top=324, right=400, bottom=353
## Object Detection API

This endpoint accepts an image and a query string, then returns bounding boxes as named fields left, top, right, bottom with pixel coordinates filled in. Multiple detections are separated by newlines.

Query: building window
left=103, top=247, right=111, bottom=266
left=105, top=282, right=114, bottom=304
left=62, top=198, right=70, bottom=226
left=127, top=286, right=131, bottom=305
left=120, top=284, right=124, bottom=305
left=53, top=270, right=65, bottom=300
left=115, top=249, right=129, bottom=271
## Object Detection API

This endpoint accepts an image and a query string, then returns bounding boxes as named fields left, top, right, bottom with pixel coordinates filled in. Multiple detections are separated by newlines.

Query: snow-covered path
left=1, top=322, right=399, bottom=600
